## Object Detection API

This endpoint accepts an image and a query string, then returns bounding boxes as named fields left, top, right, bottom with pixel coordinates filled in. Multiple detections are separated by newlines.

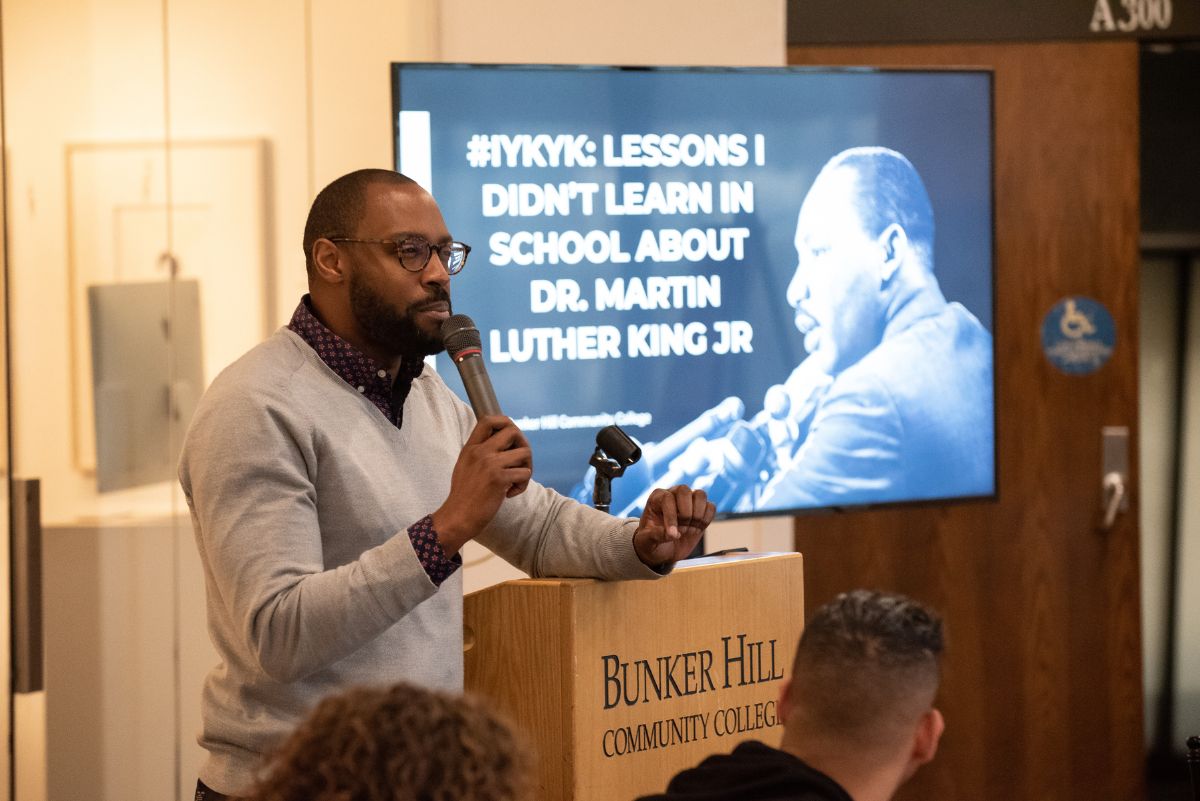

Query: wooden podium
left=463, top=552, right=804, bottom=801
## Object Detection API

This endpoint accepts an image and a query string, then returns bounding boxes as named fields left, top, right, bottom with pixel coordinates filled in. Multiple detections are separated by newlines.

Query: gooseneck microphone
left=440, top=314, right=502, bottom=418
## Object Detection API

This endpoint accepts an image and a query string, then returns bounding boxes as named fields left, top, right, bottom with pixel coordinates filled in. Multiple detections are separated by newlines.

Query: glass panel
left=0, top=1, right=176, bottom=799
left=0, top=14, right=13, bottom=799
left=162, top=7, right=308, bottom=796
left=161, top=4, right=434, bottom=795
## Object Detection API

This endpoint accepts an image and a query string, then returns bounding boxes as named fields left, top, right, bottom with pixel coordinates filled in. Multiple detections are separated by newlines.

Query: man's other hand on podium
left=632, top=485, right=716, bottom=569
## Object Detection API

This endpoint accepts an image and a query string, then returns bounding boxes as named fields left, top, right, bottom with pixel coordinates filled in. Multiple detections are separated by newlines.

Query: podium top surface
left=465, top=551, right=801, bottom=595
left=675, top=550, right=797, bottom=569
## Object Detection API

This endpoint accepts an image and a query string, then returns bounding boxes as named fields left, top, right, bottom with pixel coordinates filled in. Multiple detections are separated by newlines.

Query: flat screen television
left=392, top=63, right=995, bottom=519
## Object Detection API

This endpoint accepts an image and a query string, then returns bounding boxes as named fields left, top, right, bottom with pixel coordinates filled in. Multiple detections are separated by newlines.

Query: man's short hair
left=302, top=169, right=417, bottom=274
left=788, top=589, right=943, bottom=750
left=824, top=147, right=936, bottom=268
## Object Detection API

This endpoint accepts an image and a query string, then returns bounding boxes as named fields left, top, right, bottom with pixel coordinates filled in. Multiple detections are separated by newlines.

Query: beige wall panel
left=308, top=0, right=441, bottom=191
left=4, top=0, right=169, bottom=522
left=163, top=2, right=311, bottom=327
left=438, top=0, right=785, bottom=66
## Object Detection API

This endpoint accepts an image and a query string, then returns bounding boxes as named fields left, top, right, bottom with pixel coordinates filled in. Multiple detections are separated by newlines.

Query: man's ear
left=876, top=223, right=908, bottom=284
left=311, top=238, right=346, bottom=285
left=897, top=707, right=944, bottom=785
left=911, top=707, right=944, bottom=767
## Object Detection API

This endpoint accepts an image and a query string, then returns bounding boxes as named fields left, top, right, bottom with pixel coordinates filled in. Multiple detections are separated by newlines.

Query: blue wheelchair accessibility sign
left=1041, top=296, right=1116, bottom=376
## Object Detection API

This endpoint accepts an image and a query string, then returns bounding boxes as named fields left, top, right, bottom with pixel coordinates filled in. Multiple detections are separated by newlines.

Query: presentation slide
left=393, top=64, right=995, bottom=518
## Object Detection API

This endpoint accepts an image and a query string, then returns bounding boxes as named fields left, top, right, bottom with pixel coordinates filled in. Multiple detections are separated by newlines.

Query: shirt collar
left=287, top=295, right=425, bottom=425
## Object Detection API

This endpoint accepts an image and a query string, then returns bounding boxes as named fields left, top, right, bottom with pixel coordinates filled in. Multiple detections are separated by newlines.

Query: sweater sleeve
left=477, top=478, right=664, bottom=581
left=426, top=377, right=661, bottom=581
left=180, top=382, right=441, bottom=684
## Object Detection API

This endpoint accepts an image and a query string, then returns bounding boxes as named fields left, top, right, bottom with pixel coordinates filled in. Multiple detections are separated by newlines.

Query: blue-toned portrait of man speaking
left=760, top=146, right=994, bottom=509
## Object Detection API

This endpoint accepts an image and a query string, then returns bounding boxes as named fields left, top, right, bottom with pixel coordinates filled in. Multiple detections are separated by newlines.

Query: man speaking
left=179, top=168, right=715, bottom=799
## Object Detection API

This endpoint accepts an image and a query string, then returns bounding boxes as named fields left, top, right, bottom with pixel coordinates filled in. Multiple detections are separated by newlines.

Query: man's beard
left=348, top=272, right=450, bottom=360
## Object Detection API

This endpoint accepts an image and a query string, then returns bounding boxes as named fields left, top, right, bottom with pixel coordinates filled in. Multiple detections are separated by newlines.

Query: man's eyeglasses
left=328, top=237, right=471, bottom=275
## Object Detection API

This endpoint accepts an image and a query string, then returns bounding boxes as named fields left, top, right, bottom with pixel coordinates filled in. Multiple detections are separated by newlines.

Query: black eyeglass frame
left=327, top=237, right=471, bottom=275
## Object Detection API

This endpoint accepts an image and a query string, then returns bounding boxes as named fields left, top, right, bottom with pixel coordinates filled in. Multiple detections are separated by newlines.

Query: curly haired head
left=246, top=682, right=531, bottom=801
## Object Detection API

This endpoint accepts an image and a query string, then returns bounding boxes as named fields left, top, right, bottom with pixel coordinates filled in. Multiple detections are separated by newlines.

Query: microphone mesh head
left=441, top=314, right=481, bottom=357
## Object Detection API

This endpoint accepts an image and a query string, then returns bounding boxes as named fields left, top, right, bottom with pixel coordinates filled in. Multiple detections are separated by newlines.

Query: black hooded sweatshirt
left=635, top=741, right=855, bottom=801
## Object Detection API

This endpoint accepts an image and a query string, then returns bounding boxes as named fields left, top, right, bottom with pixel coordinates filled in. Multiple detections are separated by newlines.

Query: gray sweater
left=179, top=329, right=659, bottom=794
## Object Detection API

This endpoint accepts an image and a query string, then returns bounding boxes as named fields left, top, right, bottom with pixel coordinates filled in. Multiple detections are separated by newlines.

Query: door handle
left=1102, top=471, right=1126, bottom=530
left=1100, top=426, right=1130, bottom=531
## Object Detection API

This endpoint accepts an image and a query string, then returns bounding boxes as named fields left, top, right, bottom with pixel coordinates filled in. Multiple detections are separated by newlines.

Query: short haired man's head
left=303, top=169, right=418, bottom=275
left=786, top=147, right=936, bottom=375
left=304, top=169, right=455, bottom=362
left=782, top=589, right=944, bottom=765
left=248, top=682, right=531, bottom=801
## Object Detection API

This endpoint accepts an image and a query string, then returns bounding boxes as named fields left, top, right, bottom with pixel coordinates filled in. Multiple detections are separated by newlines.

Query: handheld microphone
left=440, top=314, right=502, bottom=418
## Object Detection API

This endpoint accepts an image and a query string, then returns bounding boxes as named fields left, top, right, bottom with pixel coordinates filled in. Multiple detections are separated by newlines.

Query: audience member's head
left=779, top=589, right=945, bottom=800
left=247, top=682, right=530, bottom=801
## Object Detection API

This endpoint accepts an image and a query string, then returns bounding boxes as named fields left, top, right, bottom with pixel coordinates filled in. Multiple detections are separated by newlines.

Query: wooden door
left=788, top=42, right=1143, bottom=801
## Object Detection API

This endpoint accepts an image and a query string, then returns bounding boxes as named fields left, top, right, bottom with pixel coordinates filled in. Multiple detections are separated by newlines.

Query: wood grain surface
left=787, top=41, right=1143, bottom=801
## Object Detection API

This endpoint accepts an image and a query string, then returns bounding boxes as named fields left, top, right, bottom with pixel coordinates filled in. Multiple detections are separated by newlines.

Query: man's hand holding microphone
left=434, top=314, right=714, bottom=567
